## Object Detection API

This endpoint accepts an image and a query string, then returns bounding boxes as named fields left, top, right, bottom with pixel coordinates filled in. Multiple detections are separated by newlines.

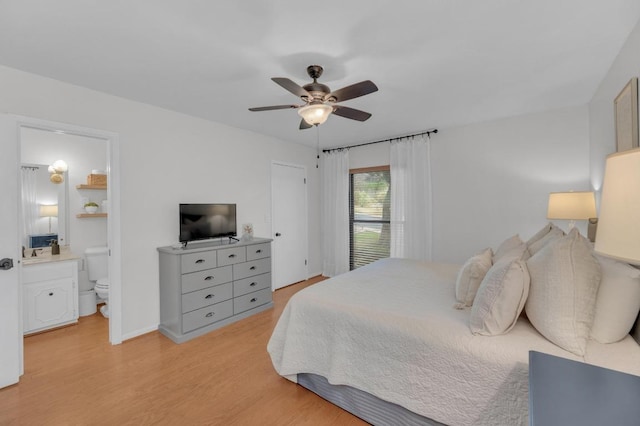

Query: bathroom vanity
left=22, top=252, right=79, bottom=334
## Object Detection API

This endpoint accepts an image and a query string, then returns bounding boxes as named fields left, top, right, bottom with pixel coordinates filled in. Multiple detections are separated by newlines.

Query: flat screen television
left=179, top=203, right=237, bottom=243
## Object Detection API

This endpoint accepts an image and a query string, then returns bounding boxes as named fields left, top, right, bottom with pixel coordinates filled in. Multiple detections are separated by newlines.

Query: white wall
left=0, top=65, right=320, bottom=340
left=349, top=106, right=591, bottom=264
left=589, top=18, right=640, bottom=195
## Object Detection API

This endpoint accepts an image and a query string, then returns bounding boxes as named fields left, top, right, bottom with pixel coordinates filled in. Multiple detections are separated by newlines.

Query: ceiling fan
left=249, top=65, right=378, bottom=130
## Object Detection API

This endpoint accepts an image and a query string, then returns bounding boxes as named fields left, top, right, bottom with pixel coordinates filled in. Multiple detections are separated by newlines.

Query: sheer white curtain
left=321, top=149, right=350, bottom=277
left=390, top=135, right=433, bottom=260
left=21, top=166, right=39, bottom=246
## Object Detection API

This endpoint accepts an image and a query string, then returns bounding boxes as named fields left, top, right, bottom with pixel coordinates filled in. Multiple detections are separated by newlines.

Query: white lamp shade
left=297, top=103, right=333, bottom=125
left=39, top=204, right=58, bottom=218
left=547, top=191, right=596, bottom=220
left=595, top=148, right=640, bottom=265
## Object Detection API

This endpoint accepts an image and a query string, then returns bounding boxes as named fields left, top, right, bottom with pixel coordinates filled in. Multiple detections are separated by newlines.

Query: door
left=271, top=162, right=308, bottom=290
left=0, top=114, right=22, bottom=388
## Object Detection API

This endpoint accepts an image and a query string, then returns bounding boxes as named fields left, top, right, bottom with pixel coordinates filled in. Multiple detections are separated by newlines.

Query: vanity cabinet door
left=24, top=278, right=75, bottom=334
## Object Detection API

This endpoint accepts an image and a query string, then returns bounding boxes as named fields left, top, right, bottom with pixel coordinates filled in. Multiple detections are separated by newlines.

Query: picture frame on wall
left=614, top=77, right=639, bottom=152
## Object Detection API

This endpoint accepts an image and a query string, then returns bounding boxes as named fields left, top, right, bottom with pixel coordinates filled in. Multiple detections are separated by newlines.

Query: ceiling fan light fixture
left=298, top=103, right=333, bottom=126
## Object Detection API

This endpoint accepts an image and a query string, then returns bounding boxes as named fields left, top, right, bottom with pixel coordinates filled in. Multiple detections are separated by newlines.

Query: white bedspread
left=267, top=258, right=640, bottom=426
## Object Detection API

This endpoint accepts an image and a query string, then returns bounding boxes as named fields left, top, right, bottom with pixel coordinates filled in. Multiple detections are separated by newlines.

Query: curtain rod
left=322, top=128, right=438, bottom=153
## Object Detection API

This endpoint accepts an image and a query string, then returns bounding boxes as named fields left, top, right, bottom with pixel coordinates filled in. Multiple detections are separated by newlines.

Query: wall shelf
left=76, top=184, right=107, bottom=190
left=76, top=213, right=107, bottom=218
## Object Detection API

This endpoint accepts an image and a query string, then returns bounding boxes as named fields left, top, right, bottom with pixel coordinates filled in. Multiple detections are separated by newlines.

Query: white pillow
left=455, top=248, right=493, bottom=306
left=470, top=258, right=530, bottom=336
left=493, top=234, right=526, bottom=262
left=590, top=254, right=640, bottom=343
left=526, top=223, right=554, bottom=247
left=527, top=226, right=564, bottom=257
left=525, top=228, right=601, bottom=356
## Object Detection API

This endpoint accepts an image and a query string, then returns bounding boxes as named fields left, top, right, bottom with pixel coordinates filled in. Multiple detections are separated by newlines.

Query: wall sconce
left=48, top=160, right=68, bottom=184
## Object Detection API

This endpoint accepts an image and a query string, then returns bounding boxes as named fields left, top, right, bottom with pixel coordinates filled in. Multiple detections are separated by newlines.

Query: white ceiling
left=1, top=1, right=639, bottom=149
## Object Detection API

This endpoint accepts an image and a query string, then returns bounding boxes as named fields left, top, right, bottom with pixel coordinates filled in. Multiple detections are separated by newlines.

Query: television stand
left=229, top=236, right=239, bottom=243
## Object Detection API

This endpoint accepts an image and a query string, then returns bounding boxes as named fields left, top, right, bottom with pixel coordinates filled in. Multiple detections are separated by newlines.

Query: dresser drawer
left=181, top=251, right=217, bottom=274
left=246, top=243, right=271, bottom=261
left=217, top=246, right=246, bottom=266
left=182, top=299, right=233, bottom=333
left=182, top=282, right=233, bottom=313
left=181, top=265, right=232, bottom=294
left=233, top=257, right=271, bottom=280
left=233, top=288, right=272, bottom=314
left=234, top=273, right=271, bottom=297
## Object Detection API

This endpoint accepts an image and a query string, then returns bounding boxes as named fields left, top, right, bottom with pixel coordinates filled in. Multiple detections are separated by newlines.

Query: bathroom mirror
left=20, top=163, right=68, bottom=248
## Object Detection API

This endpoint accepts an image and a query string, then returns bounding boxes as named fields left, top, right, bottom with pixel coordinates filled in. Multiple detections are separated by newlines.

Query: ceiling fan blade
left=326, top=80, right=378, bottom=102
left=332, top=105, right=372, bottom=122
left=299, top=119, right=313, bottom=130
left=272, top=77, right=311, bottom=99
left=249, top=104, right=299, bottom=112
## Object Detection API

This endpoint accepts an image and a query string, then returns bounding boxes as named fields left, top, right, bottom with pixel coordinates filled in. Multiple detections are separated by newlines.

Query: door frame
left=15, top=115, right=122, bottom=345
left=271, top=161, right=309, bottom=289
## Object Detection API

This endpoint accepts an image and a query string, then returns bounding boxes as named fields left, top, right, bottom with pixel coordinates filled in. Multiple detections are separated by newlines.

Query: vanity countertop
left=22, top=247, right=80, bottom=266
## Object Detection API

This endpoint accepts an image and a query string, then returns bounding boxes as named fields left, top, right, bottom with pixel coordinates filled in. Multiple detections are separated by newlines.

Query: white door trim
left=271, top=161, right=309, bottom=288
left=14, top=115, right=123, bottom=345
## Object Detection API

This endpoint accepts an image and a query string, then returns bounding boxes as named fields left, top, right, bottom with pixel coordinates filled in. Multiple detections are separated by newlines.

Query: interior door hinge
left=304, top=178, right=306, bottom=184
left=305, top=259, right=307, bottom=265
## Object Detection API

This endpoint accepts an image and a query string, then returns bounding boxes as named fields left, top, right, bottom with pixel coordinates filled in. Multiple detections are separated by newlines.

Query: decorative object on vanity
left=84, top=201, right=99, bottom=213
left=614, top=77, right=639, bottom=152
left=547, top=191, right=597, bottom=233
left=241, top=223, right=254, bottom=241
left=158, top=238, right=273, bottom=343
left=39, top=204, right=58, bottom=233
left=50, top=239, right=60, bottom=255
left=249, top=65, right=378, bottom=129
left=47, top=159, right=68, bottom=184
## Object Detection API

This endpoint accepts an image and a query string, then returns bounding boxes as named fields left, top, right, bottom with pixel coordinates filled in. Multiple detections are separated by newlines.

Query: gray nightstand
left=529, top=350, right=640, bottom=426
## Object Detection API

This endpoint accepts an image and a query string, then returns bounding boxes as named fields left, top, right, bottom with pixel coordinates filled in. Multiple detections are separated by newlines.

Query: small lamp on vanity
left=594, top=148, right=640, bottom=265
left=39, top=204, right=58, bottom=234
left=547, top=191, right=597, bottom=239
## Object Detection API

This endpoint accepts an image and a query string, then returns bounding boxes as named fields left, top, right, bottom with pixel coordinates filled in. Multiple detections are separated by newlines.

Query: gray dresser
left=157, top=238, right=273, bottom=343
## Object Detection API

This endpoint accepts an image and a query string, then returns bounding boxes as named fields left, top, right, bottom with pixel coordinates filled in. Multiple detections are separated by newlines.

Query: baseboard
left=121, top=324, right=159, bottom=342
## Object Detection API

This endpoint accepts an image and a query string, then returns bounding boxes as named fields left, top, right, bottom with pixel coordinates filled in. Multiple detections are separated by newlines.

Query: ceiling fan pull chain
left=316, top=125, right=320, bottom=168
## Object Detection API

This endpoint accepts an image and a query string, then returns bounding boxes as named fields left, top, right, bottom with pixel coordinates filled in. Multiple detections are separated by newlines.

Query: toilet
left=85, top=246, right=110, bottom=318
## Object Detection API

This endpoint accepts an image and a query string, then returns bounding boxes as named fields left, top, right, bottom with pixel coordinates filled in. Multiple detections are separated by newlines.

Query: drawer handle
left=250, top=266, right=256, bottom=270
left=205, top=294, right=214, bottom=299
left=195, top=259, right=205, bottom=264
left=205, top=312, right=214, bottom=318
left=250, top=298, right=257, bottom=303
left=204, top=276, right=214, bottom=281
left=256, top=249, right=262, bottom=253
left=49, top=292, right=54, bottom=296
left=249, top=282, right=257, bottom=287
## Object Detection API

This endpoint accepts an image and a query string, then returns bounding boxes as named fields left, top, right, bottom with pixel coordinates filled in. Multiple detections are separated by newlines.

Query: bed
left=267, top=253, right=640, bottom=425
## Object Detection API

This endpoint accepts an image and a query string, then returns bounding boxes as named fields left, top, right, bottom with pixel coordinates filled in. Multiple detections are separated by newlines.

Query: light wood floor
left=0, top=277, right=367, bottom=426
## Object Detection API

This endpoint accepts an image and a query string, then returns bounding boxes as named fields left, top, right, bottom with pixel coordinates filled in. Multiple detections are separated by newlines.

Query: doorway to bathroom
left=16, top=117, right=122, bottom=347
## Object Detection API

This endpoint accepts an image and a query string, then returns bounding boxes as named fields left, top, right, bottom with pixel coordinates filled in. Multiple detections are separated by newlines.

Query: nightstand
left=529, top=350, right=640, bottom=426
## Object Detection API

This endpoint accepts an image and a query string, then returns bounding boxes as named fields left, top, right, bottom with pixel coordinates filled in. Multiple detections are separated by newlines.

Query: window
left=349, top=166, right=391, bottom=269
